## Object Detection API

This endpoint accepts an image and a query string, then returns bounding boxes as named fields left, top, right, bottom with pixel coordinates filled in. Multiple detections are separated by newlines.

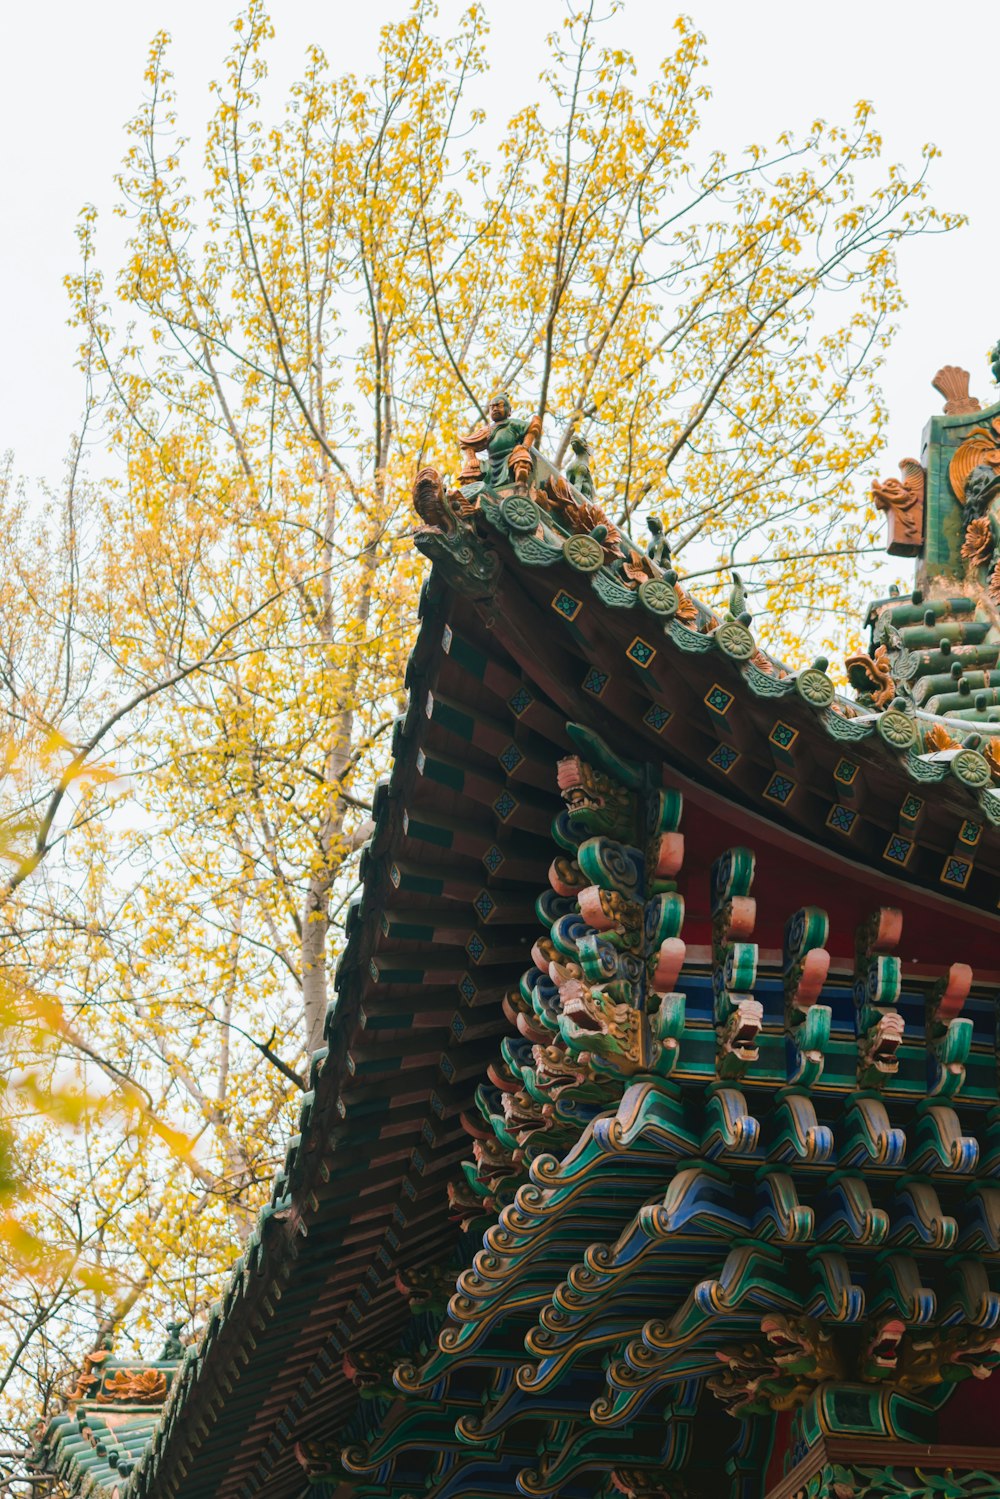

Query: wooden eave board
left=118, top=579, right=568, bottom=1499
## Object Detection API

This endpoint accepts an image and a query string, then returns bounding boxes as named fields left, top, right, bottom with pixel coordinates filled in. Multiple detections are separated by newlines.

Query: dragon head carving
left=556, top=756, right=636, bottom=841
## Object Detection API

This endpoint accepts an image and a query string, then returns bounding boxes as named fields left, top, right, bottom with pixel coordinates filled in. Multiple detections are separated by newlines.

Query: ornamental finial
left=931, top=365, right=981, bottom=415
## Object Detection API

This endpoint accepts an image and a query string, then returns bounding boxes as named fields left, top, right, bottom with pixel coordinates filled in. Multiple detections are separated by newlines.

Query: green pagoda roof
left=31, top=368, right=1000, bottom=1499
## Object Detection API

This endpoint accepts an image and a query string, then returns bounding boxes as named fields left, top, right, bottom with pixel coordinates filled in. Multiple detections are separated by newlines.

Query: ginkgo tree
left=0, top=0, right=960, bottom=1459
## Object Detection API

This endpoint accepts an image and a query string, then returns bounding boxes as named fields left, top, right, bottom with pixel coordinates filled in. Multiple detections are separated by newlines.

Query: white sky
left=1, top=0, right=994, bottom=531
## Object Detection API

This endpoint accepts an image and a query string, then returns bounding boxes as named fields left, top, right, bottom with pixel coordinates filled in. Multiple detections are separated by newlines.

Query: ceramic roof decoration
left=32, top=1339, right=184, bottom=1498
left=29, top=369, right=1000, bottom=1499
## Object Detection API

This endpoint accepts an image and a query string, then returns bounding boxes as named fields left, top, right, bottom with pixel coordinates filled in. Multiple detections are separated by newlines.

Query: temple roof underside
left=32, top=366, right=1000, bottom=1499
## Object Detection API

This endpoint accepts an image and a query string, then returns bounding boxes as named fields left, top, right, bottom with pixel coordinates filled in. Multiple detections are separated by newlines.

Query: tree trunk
left=301, top=874, right=330, bottom=1056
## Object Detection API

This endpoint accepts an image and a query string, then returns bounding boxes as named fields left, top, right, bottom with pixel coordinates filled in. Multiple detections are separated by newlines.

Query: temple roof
left=33, top=1347, right=181, bottom=1497
left=30, top=376, right=1000, bottom=1499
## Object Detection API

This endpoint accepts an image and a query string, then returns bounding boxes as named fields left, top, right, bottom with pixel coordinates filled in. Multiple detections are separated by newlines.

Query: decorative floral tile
left=492, top=790, right=518, bottom=821
left=825, top=803, right=857, bottom=836
left=582, top=667, right=609, bottom=697
left=707, top=742, right=740, bottom=774
left=643, top=702, right=672, bottom=733
left=833, top=757, right=859, bottom=786
left=626, top=636, right=657, bottom=668
left=940, top=854, right=973, bottom=890
left=498, top=743, right=524, bottom=774
left=899, top=793, right=924, bottom=824
left=769, top=721, right=798, bottom=750
left=704, top=683, right=734, bottom=716
left=551, top=590, right=582, bottom=621
left=958, top=819, right=983, bottom=848
left=763, top=772, right=796, bottom=805
left=474, top=890, right=496, bottom=921
left=459, top=974, right=478, bottom=1004
left=882, top=833, right=914, bottom=868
